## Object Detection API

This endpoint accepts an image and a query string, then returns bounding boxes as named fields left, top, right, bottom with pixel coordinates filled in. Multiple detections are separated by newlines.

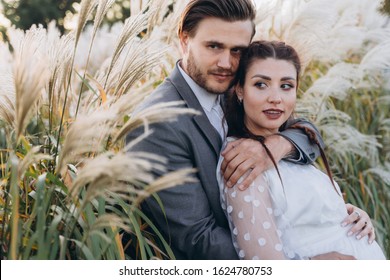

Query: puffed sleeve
left=220, top=173, right=287, bottom=260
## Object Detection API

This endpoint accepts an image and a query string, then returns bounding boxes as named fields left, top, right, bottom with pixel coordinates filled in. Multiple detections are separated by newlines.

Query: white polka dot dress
left=216, top=137, right=386, bottom=260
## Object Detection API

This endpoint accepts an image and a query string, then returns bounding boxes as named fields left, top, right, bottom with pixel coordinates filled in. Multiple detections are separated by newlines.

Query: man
left=126, top=0, right=374, bottom=259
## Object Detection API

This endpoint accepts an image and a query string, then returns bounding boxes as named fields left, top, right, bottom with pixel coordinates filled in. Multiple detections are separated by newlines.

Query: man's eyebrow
left=205, top=40, right=224, bottom=46
left=204, top=41, right=248, bottom=50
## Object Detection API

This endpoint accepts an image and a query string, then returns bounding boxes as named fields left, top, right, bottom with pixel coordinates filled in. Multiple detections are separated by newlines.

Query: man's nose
left=217, top=51, right=232, bottom=69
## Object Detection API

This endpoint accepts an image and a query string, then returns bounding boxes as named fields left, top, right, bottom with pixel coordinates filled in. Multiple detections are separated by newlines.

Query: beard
left=186, top=50, right=233, bottom=95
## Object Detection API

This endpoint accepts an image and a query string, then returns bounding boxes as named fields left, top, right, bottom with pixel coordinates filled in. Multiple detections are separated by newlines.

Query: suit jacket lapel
left=169, top=65, right=222, bottom=155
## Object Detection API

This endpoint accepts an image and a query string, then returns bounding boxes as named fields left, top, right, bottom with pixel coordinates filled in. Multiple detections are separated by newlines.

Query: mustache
left=208, top=69, right=234, bottom=76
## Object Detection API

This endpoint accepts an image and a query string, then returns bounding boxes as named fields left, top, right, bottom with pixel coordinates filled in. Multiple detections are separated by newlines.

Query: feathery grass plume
left=0, top=90, right=15, bottom=130
left=75, top=0, right=98, bottom=46
left=93, top=0, right=116, bottom=33
left=54, top=0, right=101, bottom=161
left=56, top=108, right=117, bottom=174
left=114, top=99, right=200, bottom=142
left=0, top=35, right=12, bottom=62
left=69, top=150, right=167, bottom=201
left=87, top=214, right=132, bottom=237
left=105, top=83, right=154, bottom=122
left=304, top=69, right=354, bottom=101
left=365, top=27, right=390, bottom=45
left=133, top=167, right=197, bottom=207
left=103, top=9, right=150, bottom=87
left=108, top=39, right=168, bottom=98
left=366, top=163, right=390, bottom=185
left=12, top=25, right=49, bottom=142
left=359, top=40, right=390, bottom=74
left=73, top=0, right=116, bottom=117
left=296, top=63, right=360, bottom=117
left=17, top=146, right=52, bottom=179
left=319, top=121, right=381, bottom=163
left=156, top=0, right=185, bottom=46
left=283, top=0, right=339, bottom=67
left=144, top=0, right=170, bottom=36
left=45, top=30, right=74, bottom=129
left=252, top=0, right=280, bottom=39
left=381, top=117, right=390, bottom=144
left=74, top=23, right=122, bottom=76
left=129, top=0, right=149, bottom=16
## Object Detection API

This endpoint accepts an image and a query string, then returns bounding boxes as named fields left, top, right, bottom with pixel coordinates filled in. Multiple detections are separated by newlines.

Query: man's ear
left=179, top=31, right=189, bottom=54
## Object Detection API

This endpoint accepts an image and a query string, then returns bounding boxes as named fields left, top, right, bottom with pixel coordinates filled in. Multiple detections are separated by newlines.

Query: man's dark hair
left=178, top=0, right=256, bottom=38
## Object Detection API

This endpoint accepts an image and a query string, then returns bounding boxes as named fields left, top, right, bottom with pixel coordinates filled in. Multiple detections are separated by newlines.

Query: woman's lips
left=262, top=109, right=284, bottom=119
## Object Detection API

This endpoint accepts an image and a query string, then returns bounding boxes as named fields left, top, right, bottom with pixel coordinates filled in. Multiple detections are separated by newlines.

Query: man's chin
left=205, top=83, right=231, bottom=95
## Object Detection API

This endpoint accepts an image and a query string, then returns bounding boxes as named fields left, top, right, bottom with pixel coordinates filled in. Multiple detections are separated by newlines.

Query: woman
left=217, top=40, right=386, bottom=260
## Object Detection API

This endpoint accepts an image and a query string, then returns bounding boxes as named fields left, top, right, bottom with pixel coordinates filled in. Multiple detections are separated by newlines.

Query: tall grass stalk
left=9, top=154, right=19, bottom=259
left=74, top=0, right=115, bottom=117
left=0, top=0, right=196, bottom=260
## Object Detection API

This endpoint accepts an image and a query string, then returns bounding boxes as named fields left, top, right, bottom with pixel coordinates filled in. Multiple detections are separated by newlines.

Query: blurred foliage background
left=0, top=0, right=389, bottom=260
left=0, top=0, right=132, bottom=31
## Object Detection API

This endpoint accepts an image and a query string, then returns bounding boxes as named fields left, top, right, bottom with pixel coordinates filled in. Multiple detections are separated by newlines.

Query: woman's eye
left=281, top=84, right=294, bottom=89
left=255, top=82, right=267, bottom=88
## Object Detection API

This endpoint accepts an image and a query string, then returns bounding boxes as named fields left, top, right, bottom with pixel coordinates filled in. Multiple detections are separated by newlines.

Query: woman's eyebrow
left=251, top=74, right=271, bottom=80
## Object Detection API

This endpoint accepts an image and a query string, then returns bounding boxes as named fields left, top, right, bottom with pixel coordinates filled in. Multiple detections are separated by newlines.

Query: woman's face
left=236, top=58, right=297, bottom=136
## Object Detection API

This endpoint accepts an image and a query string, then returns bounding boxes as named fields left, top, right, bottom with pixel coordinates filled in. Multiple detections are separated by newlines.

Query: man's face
left=180, top=17, right=253, bottom=95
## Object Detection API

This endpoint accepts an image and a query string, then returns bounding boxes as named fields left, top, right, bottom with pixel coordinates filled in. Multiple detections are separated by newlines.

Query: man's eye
left=208, top=45, right=219, bottom=49
left=231, top=48, right=242, bottom=54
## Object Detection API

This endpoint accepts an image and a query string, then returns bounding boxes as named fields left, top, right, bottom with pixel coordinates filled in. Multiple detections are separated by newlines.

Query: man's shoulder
left=152, top=77, right=182, bottom=102
left=135, top=83, right=184, bottom=118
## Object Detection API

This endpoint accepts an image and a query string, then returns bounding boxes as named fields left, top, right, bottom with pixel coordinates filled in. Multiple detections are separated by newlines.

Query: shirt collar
left=178, top=62, right=219, bottom=112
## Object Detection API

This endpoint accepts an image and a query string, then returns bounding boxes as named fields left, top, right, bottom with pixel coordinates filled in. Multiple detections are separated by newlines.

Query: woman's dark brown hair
left=225, top=40, right=339, bottom=195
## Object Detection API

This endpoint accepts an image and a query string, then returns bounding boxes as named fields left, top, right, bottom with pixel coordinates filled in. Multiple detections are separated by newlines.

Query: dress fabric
left=217, top=139, right=386, bottom=260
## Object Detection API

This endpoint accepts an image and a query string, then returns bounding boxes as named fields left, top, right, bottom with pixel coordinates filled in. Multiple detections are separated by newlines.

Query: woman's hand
left=342, top=203, right=376, bottom=244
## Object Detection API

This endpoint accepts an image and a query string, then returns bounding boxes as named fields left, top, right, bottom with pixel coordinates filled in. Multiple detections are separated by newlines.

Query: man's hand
left=220, top=135, right=294, bottom=190
left=310, top=252, right=356, bottom=260
left=342, top=204, right=376, bottom=244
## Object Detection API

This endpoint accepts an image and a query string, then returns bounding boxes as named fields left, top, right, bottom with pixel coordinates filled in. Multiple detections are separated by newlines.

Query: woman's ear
left=235, top=85, right=244, bottom=101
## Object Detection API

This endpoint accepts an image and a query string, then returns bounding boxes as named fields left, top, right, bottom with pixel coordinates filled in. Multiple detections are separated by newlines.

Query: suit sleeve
left=126, top=120, right=238, bottom=259
left=279, top=118, right=325, bottom=164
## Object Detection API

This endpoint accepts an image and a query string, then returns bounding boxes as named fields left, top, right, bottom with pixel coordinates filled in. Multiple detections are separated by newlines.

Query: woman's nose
left=268, top=89, right=282, bottom=104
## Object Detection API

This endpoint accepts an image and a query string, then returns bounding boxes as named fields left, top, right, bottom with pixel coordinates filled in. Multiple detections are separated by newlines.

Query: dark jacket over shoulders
left=126, top=65, right=237, bottom=259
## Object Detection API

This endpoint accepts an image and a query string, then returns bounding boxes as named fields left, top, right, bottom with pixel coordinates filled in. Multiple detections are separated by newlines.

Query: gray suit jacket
left=125, top=63, right=322, bottom=259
